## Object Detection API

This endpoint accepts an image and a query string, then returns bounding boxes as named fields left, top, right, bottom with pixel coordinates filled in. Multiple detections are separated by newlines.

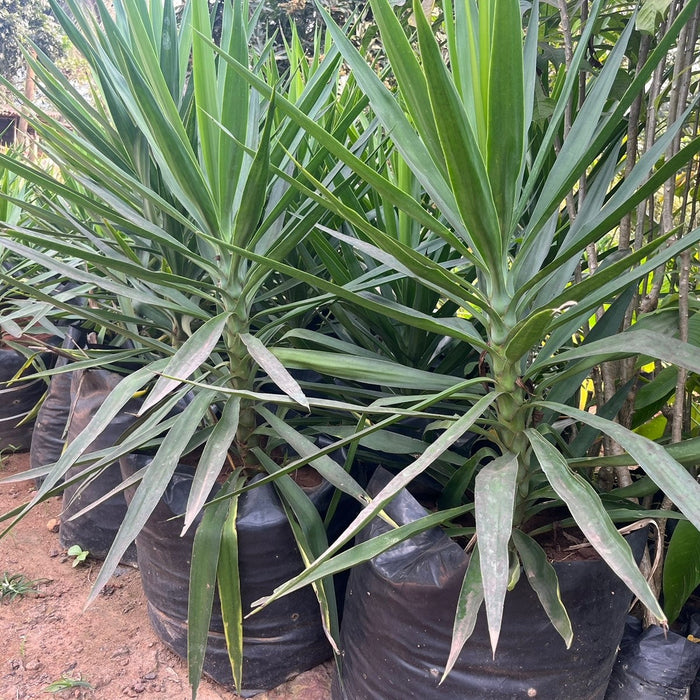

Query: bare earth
left=0, top=453, right=333, bottom=700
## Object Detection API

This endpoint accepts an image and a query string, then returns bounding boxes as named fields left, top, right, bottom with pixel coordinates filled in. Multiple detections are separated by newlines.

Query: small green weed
left=66, top=545, right=89, bottom=567
left=0, top=572, right=43, bottom=602
left=44, top=674, right=93, bottom=692
left=0, top=445, right=20, bottom=468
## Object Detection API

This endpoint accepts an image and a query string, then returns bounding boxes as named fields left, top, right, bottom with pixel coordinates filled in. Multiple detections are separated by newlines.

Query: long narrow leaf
left=140, top=313, right=229, bottom=413
left=414, top=0, right=501, bottom=276
left=251, top=392, right=499, bottom=609
left=271, top=348, right=468, bottom=390
left=526, top=428, right=665, bottom=623
left=532, top=329, right=700, bottom=377
left=86, top=389, right=217, bottom=607
left=485, top=0, right=524, bottom=235
left=474, top=451, right=519, bottom=654
left=241, top=333, right=309, bottom=409
left=247, top=503, right=473, bottom=610
left=442, top=545, right=484, bottom=681
left=183, top=395, right=241, bottom=533
left=188, top=475, right=242, bottom=697
left=218, top=489, right=244, bottom=693
left=535, top=403, right=700, bottom=535
left=256, top=406, right=370, bottom=505
left=256, top=450, right=340, bottom=652
left=512, top=529, right=573, bottom=647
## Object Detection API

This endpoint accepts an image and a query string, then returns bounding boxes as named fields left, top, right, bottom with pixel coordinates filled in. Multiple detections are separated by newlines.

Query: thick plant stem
left=224, top=313, right=258, bottom=467
left=491, top=349, right=530, bottom=523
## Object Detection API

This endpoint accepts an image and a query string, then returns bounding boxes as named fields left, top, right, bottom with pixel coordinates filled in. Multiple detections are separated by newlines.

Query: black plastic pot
left=332, top=467, right=647, bottom=700
left=0, top=346, right=49, bottom=451
left=120, top=453, right=333, bottom=697
left=58, top=368, right=141, bottom=562
left=30, top=327, right=85, bottom=487
left=605, top=615, right=700, bottom=699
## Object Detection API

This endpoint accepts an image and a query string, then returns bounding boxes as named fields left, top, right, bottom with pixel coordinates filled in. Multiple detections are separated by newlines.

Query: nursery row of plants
left=1, top=0, right=700, bottom=697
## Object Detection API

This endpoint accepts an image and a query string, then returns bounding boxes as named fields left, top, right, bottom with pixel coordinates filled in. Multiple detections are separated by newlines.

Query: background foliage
left=0, top=0, right=64, bottom=86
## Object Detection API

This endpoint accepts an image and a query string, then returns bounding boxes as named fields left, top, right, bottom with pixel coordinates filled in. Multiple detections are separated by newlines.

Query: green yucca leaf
left=85, top=390, right=218, bottom=607
left=443, top=545, right=484, bottom=681
left=251, top=392, right=499, bottom=610
left=413, top=0, right=503, bottom=288
left=512, top=530, right=573, bottom=648
left=474, top=451, right=519, bottom=654
left=369, top=0, right=447, bottom=173
left=527, top=427, right=666, bottom=624
left=183, top=396, right=241, bottom=534
left=484, top=0, right=524, bottom=236
left=188, top=475, right=239, bottom=698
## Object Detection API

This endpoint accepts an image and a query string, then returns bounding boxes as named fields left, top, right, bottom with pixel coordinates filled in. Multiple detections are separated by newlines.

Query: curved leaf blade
left=474, top=451, right=519, bottom=655
left=512, top=529, right=573, bottom=647
left=86, top=389, right=217, bottom=607
left=247, top=504, right=472, bottom=609
left=241, top=333, right=309, bottom=409
left=183, top=395, right=241, bottom=533
left=251, top=392, right=500, bottom=610
left=537, top=401, right=700, bottom=536
left=188, top=475, right=241, bottom=696
left=271, top=348, right=467, bottom=391
left=443, top=545, right=484, bottom=681
left=140, top=312, right=229, bottom=414
left=526, top=428, right=665, bottom=623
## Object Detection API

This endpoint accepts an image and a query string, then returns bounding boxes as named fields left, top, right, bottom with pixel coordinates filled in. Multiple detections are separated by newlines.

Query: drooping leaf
left=241, top=333, right=309, bottom=409
left=188, top=474, right=242, bottom=697
left=83, top=389, right=216, bottom=609
left=512, top=529, right=573, bottom=647
left=250, top=392, right=499, bottom=609
left=256, top=405, right=369, bottom=505
left=218, top=487, right=244, bottom=692
left=567, top=436, right=700, bottom=471
left=474, top=451, right=519, bottom=655
left=183, top=395, right=241, bottom=533
left=526, top=428, right=665, bottom=624
left=140, top=313, right=229, bottom=413
left=531, top=329, right=700, bottom=380
left=442, top=545, right=484, bottom=681
left=255, top=450, right=339, bottom=652
left=247, top=503, right=472, bottom=608
left=537, top=402, right=700, bottom=535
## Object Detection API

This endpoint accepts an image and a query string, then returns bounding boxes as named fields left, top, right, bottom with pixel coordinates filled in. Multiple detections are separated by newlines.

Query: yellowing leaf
left=634, top=413, right=667, bottom=441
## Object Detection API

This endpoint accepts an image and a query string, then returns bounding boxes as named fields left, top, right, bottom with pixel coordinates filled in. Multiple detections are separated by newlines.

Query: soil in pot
left=332, top=467, right=647, bottom=700
left=120, top=453, right=334, bottom=697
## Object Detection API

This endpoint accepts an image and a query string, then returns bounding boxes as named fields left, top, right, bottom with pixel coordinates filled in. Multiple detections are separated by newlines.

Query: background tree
left=248, top=0, right=368, bottom=62
left=0, top=0, right=63, bottom=88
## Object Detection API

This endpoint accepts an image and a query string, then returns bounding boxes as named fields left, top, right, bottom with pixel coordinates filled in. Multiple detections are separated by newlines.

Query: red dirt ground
left=0, top=453, right=333, bottom=700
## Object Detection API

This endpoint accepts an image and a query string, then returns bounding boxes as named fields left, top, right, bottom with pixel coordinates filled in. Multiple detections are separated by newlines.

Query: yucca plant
left=271, top=135, right=485, bottom=486
left=0, top=0, right=394, bottom=693
left=220, top=0, right=700, bottom=674
left=0, top=160, right=70, bottom=336
left=0, top=162, right=74, bottom=452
